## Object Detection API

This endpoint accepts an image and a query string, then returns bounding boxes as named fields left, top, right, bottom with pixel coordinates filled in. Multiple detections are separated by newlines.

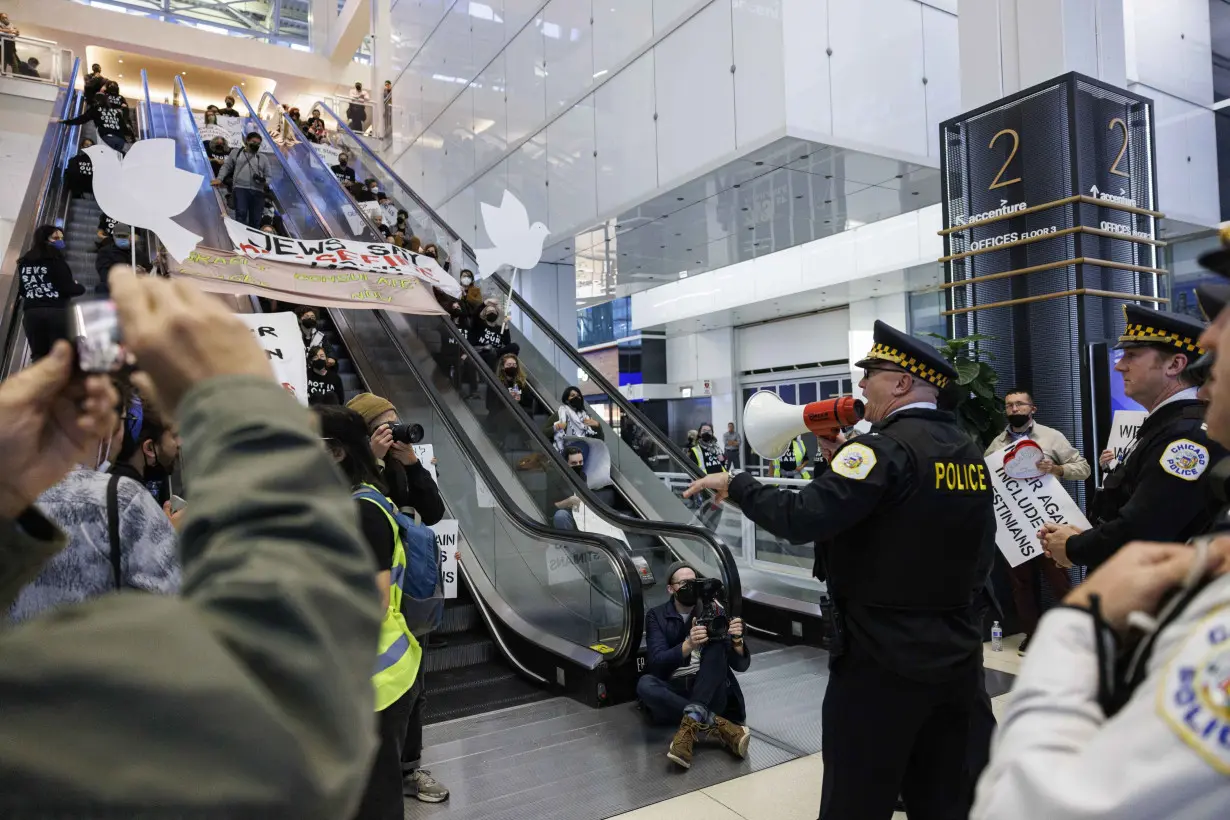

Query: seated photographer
left=347, top=393, right=444, bottom=526
left=637, top=561, right=752, bottom=770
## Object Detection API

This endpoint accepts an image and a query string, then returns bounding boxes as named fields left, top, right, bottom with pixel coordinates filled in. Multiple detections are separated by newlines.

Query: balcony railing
left=0, top=34, right=73, bottom=86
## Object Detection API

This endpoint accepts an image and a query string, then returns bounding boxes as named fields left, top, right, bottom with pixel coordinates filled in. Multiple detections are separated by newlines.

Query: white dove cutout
left=476, top=190, right=549, bottom=276
left=85, top=139, right=204, bottom=262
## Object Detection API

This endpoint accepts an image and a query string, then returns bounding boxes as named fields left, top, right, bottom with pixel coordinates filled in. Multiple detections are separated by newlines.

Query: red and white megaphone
left=744, top=390, right=865, bottom=458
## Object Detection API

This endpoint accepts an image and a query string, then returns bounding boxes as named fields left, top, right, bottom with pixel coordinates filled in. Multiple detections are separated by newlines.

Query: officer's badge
left=1160, top=439, right=1210, bottom=481
left=831, top=443, right=877, bottom=481
left=1159, top=607, right=1230, bottom=773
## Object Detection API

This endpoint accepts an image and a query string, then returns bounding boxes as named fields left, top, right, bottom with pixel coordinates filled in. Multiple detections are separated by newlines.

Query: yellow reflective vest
left=773, top=440, right=812, bottom=480
left=358, top=485, right=423, bottom=711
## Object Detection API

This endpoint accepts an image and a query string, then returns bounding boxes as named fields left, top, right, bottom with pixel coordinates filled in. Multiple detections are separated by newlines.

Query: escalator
left=277, top=98, right=827, bottom=642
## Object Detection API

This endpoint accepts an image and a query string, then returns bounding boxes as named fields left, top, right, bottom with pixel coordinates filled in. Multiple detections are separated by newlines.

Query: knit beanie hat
left=346, top=393, right=395, bottom=426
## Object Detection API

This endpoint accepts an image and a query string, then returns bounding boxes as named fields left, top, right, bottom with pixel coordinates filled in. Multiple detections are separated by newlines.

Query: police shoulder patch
left=831, top=442, right=877, bottom=481
left=1157, top=606, right=1230, bottom=774
left=1160, top=438, right=1210, bottom=481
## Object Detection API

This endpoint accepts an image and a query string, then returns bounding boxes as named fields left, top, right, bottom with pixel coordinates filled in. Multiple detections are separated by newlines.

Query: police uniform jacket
left=1068, top=391, right=1222, bottom=571
left=729, top=406, right=996, bottom=682
left=971, top=568, right=1230, bottom=819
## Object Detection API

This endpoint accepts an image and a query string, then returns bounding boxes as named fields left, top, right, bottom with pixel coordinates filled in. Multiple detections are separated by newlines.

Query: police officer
left=771, top=435, right=812, bottom=480
left=972, top=274, right=1230, bottom=820
left=1040, top=305, right=1224, bottom=571
left=686, top=321, right=996, bottom=820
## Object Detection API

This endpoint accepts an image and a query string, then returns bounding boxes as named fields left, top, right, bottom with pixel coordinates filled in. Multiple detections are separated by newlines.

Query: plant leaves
left=955, top=359, right=981, bottom=385
left=978, top=362, right=999, bottom=384
left=951, top=334, right=995, bottom=345
left=969, top=379, right=995, bottom=400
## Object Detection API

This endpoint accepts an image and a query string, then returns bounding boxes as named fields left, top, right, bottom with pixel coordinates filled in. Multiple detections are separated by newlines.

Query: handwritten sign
left=432, top=519, right=458, bottom=598
left=1105, top=409, right=1147, bottom=470
left=237, top=312, right=307, bottom=405
left=986, top=446, right=1091, bottom=568
left=412, top=444, right=436, bottom=481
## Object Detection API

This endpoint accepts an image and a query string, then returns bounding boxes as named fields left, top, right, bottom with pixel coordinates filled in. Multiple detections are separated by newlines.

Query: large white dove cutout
left=85, top=139, right=204, bottom=262
left=476, top=190, right=549, bottom=276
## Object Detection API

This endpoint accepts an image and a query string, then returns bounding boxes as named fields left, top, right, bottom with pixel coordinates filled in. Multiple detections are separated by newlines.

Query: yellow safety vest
left=773, top=440, right=811, bottom=480
left=692, top=445, right=728, bottom=474
left=358, top=485, right=423, bottom=712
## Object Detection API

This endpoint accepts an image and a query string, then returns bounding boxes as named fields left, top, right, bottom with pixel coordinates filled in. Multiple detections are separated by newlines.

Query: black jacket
left=643, top=598, right=751, bottom=722
left=331, top=164, right=356, bottom=184
left=63, top=103, right=132, bottom=141
left=17, top=251, right=83, bottom=309
left=65, top=151, right=93, bottom=197
left=94, top=240, right=135, bottom=292
left=306, top=367, right=345, bottom=407
left=381, top=459, right=445, bottom=526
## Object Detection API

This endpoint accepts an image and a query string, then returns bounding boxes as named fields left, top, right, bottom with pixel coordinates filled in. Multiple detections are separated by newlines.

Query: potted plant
left=921, top=333, right=1006, bottom=449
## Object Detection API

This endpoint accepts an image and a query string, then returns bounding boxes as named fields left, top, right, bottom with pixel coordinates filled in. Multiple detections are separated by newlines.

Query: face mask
left=301, top=317, right=317, bottom=330
left=114, top=238, right=129, bottom=249
left=1007, top=413, right=1031, bottom=429
left=700, top=431, right=715, bottom=443
left=247, top=142, right=260, bottom=152
left=571, top=466, right=586, bottom=479
left=504, top=366, right=518, bottom=376
left=369, top=187, right=379, bottom=194
left=339, top=159, right=347, bottom=166
left=313, top=358, right=328, bottom=371
left=461, top=276, right=473, bottom=286
left=568, top=396, right=584, bottom=411
left=674, top=581, right=698, bottom=607
left=50, top=239, right=65, bottom=250
left=483, top=311, right=499, bottom=326
left=145, top=441, right=175, bottom=483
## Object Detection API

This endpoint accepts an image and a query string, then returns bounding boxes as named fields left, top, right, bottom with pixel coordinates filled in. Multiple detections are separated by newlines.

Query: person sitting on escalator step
left=65, top=138, right=96, bottom=199
left=467, top=299, right=512, bottom=374
left=332, top=152, right=356, bottom=185
left=306, top=345, right=344, bottom=407
left=551, top=385, right=603, bottom=452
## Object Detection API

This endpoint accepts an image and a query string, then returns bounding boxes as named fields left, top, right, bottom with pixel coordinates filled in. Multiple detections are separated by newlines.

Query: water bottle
left=991, top=621, right=1003, bottom=652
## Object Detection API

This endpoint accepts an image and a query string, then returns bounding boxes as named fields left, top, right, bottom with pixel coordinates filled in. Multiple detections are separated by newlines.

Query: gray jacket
left=218, top=146, right=272, bottom=191
left=985, top=421, right=1091, bottom=481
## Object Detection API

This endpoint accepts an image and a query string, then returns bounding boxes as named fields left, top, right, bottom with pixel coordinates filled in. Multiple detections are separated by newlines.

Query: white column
left=310, top=0, right=332, bottom=53
left=959, top=0, right=1126, bottom=109
left=371, top=0, right=391, bottom=137
left=513, top=261, right=577, bottom=374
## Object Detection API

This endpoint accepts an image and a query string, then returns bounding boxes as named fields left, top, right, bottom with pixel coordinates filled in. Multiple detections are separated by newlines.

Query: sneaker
left=404, top=768, right=449, bottom=803
left=709, top=716, right=751, bottom=758
left=667, top=715, right=703, bottom=769
left=1018, top=634, right=1030, bottom=656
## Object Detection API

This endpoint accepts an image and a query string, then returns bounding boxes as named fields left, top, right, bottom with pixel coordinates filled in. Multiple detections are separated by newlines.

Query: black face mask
left=339, top=159, right=347, bottom=166
left=247, top=142, right=260, bottom=152
left=483, top=311, right=499, bottom=326
left=571, top=465, right=585, bottom=479
left=145, top=441, right=175, bottom=482
left=1007, top=413, right=1031, bottom=429
left=301, top=317, right=318, bottom=330
left=313, top=358, right=328, bottom=372
left=568, top=396, right=584, bottom=411
left=700, top=432, right=716, bottom=443
left=674, top=581, right=698, bottom=607
left=504, top=366, right=518, bottom=376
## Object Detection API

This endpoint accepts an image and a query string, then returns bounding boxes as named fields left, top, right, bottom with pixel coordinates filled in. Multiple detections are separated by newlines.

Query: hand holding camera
left=684, top=622, right=709, bottom=654
left=370, top=425, right=394, bottom=460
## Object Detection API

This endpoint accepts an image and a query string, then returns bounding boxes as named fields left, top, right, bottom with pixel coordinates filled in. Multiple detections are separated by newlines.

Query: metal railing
left=0, top=34, right=73, bottom=86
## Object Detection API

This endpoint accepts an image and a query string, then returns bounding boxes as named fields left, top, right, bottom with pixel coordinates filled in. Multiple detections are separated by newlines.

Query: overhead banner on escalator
left=224, top=217, right=462, bottom=298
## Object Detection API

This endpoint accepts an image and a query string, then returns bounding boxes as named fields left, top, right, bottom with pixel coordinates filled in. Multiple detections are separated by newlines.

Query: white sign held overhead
left=476, top=190, right=549, bottom=276
left=985, top=447, right=1091, bottom=568
left=237, top=312, right=308, bottom=405
left=85, top=139, right=204, bottom=262
left=1105, top=409, right=1148, bottom=470
left=432, top=519, right=459, bottom=599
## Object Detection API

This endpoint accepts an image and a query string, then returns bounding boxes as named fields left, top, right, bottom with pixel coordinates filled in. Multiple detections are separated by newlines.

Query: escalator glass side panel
left=145, top=102, right=230, bottom=250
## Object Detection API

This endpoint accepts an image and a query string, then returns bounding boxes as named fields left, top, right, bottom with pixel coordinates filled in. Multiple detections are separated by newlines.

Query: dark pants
left=637, top=641, right=733, bottom=725
left=233, top=186, right=264, bottom=229
left=353, top=682, right=415, bottom=820
left=966, top=665, right=995, bottom=806
left=23, top=305, right=69, bottom=360
left=725, top=449, right=740, bottom=469
left=99, top=132, right=127, bottom=154
left=399, top=669, right=426, bottom=772
left=818, top=646, right=979, bottom=820
left=1009, top=557, right=1071, bottom=636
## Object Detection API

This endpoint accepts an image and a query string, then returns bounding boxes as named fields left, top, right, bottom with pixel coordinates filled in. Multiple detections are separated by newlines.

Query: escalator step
left=421, top=661, right=552, bottom=725
left=438, top=602, right=478, bottom=636
left=423, top=632, right=494, bottom=674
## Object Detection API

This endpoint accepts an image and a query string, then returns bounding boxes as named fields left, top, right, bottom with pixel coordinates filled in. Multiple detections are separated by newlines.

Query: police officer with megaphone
left=685, top=321, right=996, bottom=820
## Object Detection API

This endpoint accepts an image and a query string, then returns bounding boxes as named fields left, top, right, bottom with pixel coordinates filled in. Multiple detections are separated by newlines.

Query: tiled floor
left=606, top=635, right=1025, bottom=820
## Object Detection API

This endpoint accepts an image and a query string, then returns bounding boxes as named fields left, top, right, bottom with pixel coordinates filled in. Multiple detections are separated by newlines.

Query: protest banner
left=225, top=217, right=461, bottom=297
left=237, top=312, right=307, bottom=405
left=986, top=446, right=1091, bottom=567
left=431, top=519, right=459, bottom=598
left=164, top=247, right=446, bottom=314
left=313, top=141, right=343, bottom=168
left=194, top=114, right=274, bottom=153
left=1105, top=409, right=1148, bottom=469
left=546, top=542, right=605, bottom=586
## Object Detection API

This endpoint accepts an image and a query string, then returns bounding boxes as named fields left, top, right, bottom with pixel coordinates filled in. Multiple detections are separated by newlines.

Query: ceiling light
left=117, top=73, right=123, bottom=78
left=117, top=59, right=123, bottom=64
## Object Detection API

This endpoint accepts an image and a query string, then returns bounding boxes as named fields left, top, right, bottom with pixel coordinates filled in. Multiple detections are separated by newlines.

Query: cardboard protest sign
left=225, top=217, right=461, bottom=297
left=432, top=519, right=459, bottom=598
left=1105, top=409, right=1147, bottom=469
left=985, top=447, right=1091, bottom=567
left=165, top=247, right=446, bottom=314
left=194, top=115, right=274, bottom=153
left=237, top=312, right=307, bottom=405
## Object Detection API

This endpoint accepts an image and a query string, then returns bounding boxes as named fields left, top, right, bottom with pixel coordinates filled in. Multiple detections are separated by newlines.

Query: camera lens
left=389, top=422, right=425, bottom=444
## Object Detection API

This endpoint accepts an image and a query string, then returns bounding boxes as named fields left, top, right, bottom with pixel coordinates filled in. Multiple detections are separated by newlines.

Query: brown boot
left=710, top=716, right=751, bottom=758
left=667, top=715, right=703, bottom=769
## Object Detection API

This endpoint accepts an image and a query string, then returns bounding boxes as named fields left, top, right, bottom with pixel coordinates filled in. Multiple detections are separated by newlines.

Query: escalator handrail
left=285, top=97, right=742, bottom=612
left=175, top=75, right=230, bottom=219
left=0, top=58, right=83, bottom=377
left=252, top=92, right=646, bottom=669
left=301, top=102, right=705, bottom=479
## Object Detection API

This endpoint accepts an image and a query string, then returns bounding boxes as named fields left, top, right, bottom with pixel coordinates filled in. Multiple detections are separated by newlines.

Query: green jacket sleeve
left=0, top=376, right=381, bottom=819
left=0, top=509, right=67, bottom=610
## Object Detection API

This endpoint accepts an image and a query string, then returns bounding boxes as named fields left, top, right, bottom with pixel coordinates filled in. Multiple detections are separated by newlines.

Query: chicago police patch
left=1160, top=439, right=1210, bottom=481
left=1159, top=607, right=1230, bottom=774
left=831, top=443, right=877, bottom=481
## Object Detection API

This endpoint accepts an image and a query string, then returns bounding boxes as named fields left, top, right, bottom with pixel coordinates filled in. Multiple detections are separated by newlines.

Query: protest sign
left=225, top=217, right=461, bottom=297
left=1105, top=409, right=1147, bottom=469
left=165, top=247, right=446, bottom=314
left=986, top=447, right=1091, bottom=567
left=237, top=312, right=307, bottom=405
left=432, top=519, right=459, bottom=598
left=412, top=444, right=436, bottom=481
left=194, top=115, right=274, bottom=153
left=313, top=141, right=343, bottom=168
left=546, top=542, right=606, bottom=586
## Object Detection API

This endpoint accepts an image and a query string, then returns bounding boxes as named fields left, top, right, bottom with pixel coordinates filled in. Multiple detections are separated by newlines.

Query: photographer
left=637, top=562, right=751, bottom=770
left=347, top=393, right=444, bottom=526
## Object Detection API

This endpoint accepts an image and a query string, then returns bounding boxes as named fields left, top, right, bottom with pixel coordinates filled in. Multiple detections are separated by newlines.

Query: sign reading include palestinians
left=985, top=446, right=1091, bottom=568
left=225, top=217, right=461, bottom=298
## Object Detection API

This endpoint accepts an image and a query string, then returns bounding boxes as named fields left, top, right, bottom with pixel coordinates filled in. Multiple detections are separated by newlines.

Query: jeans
left=99, top=132, right=127, bottom=154
left=553, top=509, right=576, bottom=530
left=637, top=640, right=733, bottom=725
left=233, top=186, right=264, bottom=229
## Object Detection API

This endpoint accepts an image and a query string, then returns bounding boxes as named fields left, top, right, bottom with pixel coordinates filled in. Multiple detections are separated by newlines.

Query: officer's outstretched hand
left=1064, top=539, right=1230, bottom=633
left=683, top=472, right=730, bottom=504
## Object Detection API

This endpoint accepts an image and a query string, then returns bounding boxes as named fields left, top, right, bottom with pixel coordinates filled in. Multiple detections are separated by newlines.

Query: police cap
left=854, top=320, right=956, bottom=389
left=1116, top=304, right=1205, bottom=357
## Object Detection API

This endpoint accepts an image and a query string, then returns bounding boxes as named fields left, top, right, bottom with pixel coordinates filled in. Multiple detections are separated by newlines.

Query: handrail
left=176, top=75, right=230, bottom=219
left=253, top=89, right=646, bottom=667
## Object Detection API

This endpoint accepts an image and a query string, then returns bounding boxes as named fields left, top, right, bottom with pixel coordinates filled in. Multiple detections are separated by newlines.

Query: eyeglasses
left=862, top=366, right=898, bottom=381
left=1004, top=401, right=1033, bottom=410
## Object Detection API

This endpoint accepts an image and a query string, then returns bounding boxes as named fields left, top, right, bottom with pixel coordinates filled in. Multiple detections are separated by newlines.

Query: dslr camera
left=680, top=577, right=729, bottom=640
left=386, top=421, right=425, bottom=445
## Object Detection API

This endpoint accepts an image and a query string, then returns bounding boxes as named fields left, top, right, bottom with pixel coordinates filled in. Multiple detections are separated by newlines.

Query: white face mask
left=461, top=276, right=473, bottom=286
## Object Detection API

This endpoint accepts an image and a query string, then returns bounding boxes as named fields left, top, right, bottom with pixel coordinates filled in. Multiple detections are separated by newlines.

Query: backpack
left=353, top=486, right=444, bottom=635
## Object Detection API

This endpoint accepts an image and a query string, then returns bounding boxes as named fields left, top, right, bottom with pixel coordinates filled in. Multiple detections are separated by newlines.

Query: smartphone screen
left=68, top=297, right=124, bottom=374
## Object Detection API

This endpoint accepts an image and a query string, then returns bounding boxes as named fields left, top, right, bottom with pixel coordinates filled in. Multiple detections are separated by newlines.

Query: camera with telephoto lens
left=681, top=577, right=729, bottom=640
left=387, top=421, right=424, bottom=445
